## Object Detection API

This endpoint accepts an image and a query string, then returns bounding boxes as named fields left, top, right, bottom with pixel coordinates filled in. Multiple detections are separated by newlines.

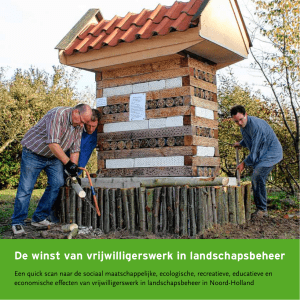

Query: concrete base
left=81, top=177, right=238, bottom=189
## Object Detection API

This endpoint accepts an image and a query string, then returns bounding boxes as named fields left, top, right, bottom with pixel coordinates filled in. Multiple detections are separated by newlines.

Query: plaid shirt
left=21, top=107, right=82, bottom=158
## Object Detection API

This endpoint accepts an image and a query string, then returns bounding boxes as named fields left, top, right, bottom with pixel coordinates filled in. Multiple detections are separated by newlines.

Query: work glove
left=64, top=160, right=79, bottom=177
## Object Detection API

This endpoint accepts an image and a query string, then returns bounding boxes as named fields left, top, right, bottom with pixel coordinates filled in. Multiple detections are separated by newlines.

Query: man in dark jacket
left=231, top=105, right=283, bottom=217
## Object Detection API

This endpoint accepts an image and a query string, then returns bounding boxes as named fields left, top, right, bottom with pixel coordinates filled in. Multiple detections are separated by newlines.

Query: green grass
left=0, top=189, right=44, bottom=236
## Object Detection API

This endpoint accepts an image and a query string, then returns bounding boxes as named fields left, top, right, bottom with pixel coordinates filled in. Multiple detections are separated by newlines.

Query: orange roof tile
left=64, top=0, right=202, bottom=56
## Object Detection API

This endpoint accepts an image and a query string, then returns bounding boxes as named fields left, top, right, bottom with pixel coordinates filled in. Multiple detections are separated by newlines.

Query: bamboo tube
left=65, top=187, right=70, bottom=224
left=140, top=177, right=229, bottom=187
left=244, top=183, right=252, bottom=221
left=98, top=188, right=104, bottom=230
left=161, top=187, right=167, bottom=233
left=235, top=186, right=246, bottom=224
left=174, top=186, right=180, bottom=234
left=128, top=188, right=135, bottom=234
left=109, top=189, right=117, bottom=231
left=197, top=187, right=205, bottom=234
left=180, top=186, right=188, bottom=236
left=116, top=189, right=123, bottom=229
left=228, top=186, right=237, bottom=224
left=167, top=187, right=174, bottom=234
left=146, top=188, right=154, bottom=233
left=223, top=187, right=229, bottom=223
left=60, top=188, right=66, bottom=224
left=153, top=187, right=161, bottom=234
left=122, top=189, right=130, bottom=231
left=104, top=189, right=110, bottom=233
left=211, top=187, right=218, bottom=224
left=206, top=187, right=213, bottom=228
left=139, top=187, right=146, bottom=232
left=188, top=188, right=197, bottom=236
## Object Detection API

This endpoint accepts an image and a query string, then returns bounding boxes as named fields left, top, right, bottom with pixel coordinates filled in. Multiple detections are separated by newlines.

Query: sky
left=0, top=0, right=267, bottom=99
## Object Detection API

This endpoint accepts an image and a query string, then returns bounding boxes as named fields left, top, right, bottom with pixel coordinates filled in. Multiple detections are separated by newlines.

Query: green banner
left=0, top=239, right=299, bottom=300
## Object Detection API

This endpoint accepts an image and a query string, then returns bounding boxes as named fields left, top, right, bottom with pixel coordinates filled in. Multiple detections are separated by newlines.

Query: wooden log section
left=128, top=188, right=135, bottom=234
left=244, top=182, right=252, bottom=221
left=167, top=187, right=174, bottom=234
left=161, top=187, right=167, bottom=233
left=188, top=188, right=197, bottom=236
left=146, top=188, right=154, bottom=233
left=228, top=187, right=237, bottom=224
left=139, top=187, right=146, bottom=232
left=140, top=177, right=229, bottom=187
left=60, top=188, right=66, bottom=224
left=109, top=189, right=117, bottom=231
left=153, top=187, right=162, bottom=234
left=98, top=188, right=104, bottom=231
left=235, top=186, right=246, bottom=224
left=116, top=189, right=123, bottom=229
left=104, top=189, right=110, bottom=233
left=121, top=189, right=130, bottom=231
left=174, top=186, right=180, bottom=234
left=180, top=186, right=188, bottom=236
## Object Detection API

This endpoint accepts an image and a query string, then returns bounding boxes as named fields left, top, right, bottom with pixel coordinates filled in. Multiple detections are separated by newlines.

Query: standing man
left=76, top=109, right=101, bottom=175
left=11, top=104, right=92, bottom=235
left=230, top=105, right=283, bottom=217
left=49, top=109, right=101, bottom=223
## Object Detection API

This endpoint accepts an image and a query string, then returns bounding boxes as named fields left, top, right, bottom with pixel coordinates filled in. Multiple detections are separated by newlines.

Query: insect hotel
left=55, top=0, right=252, bottom=236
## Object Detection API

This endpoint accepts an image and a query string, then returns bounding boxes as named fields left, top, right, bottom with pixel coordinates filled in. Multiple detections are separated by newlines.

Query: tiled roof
left=65, top=0, right=203, bottom=56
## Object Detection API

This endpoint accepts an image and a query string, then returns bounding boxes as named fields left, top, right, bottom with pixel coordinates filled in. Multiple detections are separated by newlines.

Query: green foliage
left=0, top=66, right=80, bottom=188
left=218, top=73, right=297, bottom=194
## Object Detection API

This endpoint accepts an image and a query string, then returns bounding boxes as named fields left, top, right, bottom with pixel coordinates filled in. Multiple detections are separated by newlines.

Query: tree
left=0, top=66, right=80, bottom=188
left=249, top=0, right=299, bottom=193
left=218, top=72, right=297, bottom=194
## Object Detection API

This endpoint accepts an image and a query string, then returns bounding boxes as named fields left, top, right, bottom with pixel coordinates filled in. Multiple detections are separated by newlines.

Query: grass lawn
left=0, top=189, right=44, bottom=236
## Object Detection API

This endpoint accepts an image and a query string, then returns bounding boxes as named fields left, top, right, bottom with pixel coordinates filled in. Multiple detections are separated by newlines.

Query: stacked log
left=57, top=182, right=252, bottom=236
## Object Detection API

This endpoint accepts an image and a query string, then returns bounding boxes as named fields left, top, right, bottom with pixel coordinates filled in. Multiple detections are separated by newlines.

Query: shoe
left=251, top=209, right=268, bottom=218
left=12, top=224, right=26, bottom=236
left=31, top=219, right=54, bottom=227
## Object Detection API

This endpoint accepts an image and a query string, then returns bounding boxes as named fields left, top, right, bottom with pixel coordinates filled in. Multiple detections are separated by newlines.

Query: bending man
left=231, top=105, right=283, bottom=217
left=11, top=104, right=92, bottom=235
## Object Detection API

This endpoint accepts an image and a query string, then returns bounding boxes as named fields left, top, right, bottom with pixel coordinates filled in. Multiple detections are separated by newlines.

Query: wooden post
left=211, top=187, right=217, bottom=224
left=60, top=188, right=66, bottom=224
left=174, top=186, right=180, bottom=234
left=122, top=189, right=130, bottom=231
left=65, top=187, right=70, bottom=224
left=146, top=188, right=154, bottom=233
left=188, top=188, right=196, bottom=236
left=244, top=183, right=252, bottom=221
left=154, top=187, right=162, bottom=234
left=161, top=187, right=167, bottom=233
left=197, top=187, right=205, bottom=234
left=228, top=187, right=237, bottom=224
left=139, top=187, right=146, bottom=232
left=116, top=189, right=123, bottom=229
left=223, top=187, right=229, bottom=224
left=236, top=186, right=246, bottom=224
left=167, top=187, right=174, bottom=234
left=104, top=189, right=110, bottom=233
left=77, top=189, right=82, bottom=226
left=206, top=187, right=213, bottom=228
left=128, top=188, right=135, bottom=234
left=85, top=189, right=92, bottom=228
left=98, top=188, right=104, bottom=231
left=180, top=186, right=188, bottom=236
left=109, top=189, right=117, bottom=231
left=215, top=186, right=222, bottom=225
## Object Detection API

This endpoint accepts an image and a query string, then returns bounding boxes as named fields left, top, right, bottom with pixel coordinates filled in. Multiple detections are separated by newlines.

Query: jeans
left=251, top=166, right=274, bottom=211
left=12, top=148, right=65, bottom=225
